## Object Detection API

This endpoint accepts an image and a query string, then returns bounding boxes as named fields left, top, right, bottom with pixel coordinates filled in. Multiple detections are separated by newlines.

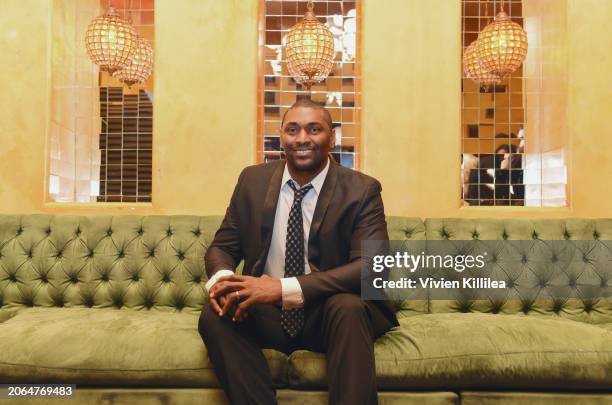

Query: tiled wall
left=258, top=0, right=360, bottom=169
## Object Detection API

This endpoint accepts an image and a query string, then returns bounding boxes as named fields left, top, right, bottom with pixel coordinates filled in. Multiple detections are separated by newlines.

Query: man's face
left=280, top=107, right=335, bottom=172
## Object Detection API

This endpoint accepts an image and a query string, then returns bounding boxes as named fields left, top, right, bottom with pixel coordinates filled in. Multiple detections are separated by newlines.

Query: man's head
left=280, top=99, right=335, bottom=173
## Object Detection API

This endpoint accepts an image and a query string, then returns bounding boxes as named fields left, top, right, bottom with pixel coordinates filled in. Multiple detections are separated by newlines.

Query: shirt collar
left=282, top=157, right=330, bottom=196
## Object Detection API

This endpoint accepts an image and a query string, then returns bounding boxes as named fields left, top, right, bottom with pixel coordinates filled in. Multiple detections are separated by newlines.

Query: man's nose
left=296, top=127, right=309, bottom=143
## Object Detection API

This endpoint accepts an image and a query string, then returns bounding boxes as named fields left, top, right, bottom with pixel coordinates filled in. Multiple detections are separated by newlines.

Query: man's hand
left=209, top=274, right=282, bottom=321
left=210, top=295, right=237, bottom=318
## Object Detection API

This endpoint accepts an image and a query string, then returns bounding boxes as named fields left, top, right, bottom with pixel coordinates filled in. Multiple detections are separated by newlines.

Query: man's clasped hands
left=209, top=274, right=282, bottom=322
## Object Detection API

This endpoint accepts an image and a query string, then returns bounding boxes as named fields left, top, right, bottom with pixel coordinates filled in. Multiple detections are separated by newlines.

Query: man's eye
left=286, top=127, right=297, bottom=134
left=309, top=127, right=320, bottom=134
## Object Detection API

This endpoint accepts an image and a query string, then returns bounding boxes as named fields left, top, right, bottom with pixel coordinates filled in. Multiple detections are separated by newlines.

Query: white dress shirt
left=206, top=158, right=331, bottom=309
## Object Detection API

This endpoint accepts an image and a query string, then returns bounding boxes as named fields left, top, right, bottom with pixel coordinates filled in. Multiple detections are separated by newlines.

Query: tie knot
left=287, top=180, right=313, bottom=201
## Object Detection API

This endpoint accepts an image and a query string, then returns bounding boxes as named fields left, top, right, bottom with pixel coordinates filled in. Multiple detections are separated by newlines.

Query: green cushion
left=288, top=313, right=612, bottom=390
left=460, top=392, right=612, bottom=405
left=0, top=307, right=287, bottom=387
left=3, top=388, right=458, bottom=405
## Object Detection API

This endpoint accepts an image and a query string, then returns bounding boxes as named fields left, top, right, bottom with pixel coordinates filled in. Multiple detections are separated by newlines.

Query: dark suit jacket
left=205, top=159, right=399, bottom=328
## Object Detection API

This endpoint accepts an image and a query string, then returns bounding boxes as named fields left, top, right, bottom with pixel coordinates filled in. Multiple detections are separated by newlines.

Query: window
left=461, top=0, right=568, bottom=207
left=48, top=0, right=154, bottom=203
left=258, top=0, right=360, bottom=169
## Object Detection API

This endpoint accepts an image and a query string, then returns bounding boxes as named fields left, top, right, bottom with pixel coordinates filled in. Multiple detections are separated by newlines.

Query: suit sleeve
left=296, top=180, right=389, bottom=305
left=204, top=169, right=246, bottom=279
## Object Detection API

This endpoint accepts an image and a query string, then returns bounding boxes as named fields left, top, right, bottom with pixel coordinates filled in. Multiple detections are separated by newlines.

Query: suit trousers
left=198, top=293, right=394, bottom=405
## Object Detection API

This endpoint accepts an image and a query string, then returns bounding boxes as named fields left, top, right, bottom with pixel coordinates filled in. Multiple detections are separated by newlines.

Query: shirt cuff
left=205, top=269, right=235, bottom=293
left=280, top=277, right=304, bottom=309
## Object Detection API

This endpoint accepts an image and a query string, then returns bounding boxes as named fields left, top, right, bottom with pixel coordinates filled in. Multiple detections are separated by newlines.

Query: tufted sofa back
left=0, top=215, right=223, bottom=314
left=1, top=215, right=610, bottom=324
left=414, top=218, right=612, bottom=324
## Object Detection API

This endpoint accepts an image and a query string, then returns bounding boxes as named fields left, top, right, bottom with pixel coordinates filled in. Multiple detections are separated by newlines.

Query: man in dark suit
left=198, top=99, right=398, bottom=405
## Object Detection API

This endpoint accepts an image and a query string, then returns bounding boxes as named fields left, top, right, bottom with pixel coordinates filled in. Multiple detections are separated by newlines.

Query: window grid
left=461, top=0, right=526, bottom=206
left=258, top=0, right=360, bottom=169
left=98, top=87, right=152, bottom=202
left=96, top=0, right=154, bottom=202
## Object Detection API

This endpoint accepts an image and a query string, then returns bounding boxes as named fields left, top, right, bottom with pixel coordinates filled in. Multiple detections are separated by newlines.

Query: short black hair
left=495, top=143, right=518, bottom=154
left=280, top=98, right=333, bottom=129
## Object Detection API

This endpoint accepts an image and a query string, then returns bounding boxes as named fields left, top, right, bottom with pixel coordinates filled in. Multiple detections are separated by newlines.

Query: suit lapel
left=253, top=160, right=285, bottom=275
left=307, top=159, right=338, bottom=266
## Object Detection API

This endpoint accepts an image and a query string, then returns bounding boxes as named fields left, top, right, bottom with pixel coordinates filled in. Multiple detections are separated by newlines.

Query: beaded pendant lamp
left=85, top=6, right=138, bottom=74
left=112, top=36, right=154, bottom=87
left=284, top=1, right=335, bottom=89
left=476, top=4, right=528, bottom=78
left=463, top=41, right=501, bottom=87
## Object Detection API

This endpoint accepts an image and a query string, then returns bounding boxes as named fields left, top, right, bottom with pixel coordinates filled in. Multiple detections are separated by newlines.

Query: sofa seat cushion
left=288, top=313, right=612, bottom=390
left=0, top=307, right=287, bottom=387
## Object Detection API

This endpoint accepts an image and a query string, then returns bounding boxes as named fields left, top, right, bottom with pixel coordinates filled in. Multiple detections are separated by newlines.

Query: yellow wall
left=0, top=0, right=610, bottom=218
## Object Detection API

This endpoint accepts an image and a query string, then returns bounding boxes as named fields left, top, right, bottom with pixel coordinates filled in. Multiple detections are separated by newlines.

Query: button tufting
left=521, top=255, right=527, bottom=264
left=56, top=250, right=63, bottom=258
left=177, top=251, right=185, bottom=260
left=593, top=231, right=600, bottom=239
left=75, top=228, right=81, bottom=236
left=582, top=255, right=589, bottom=263
left=569, top=278, right=577, bottom=287
left=551, top=255, right=558, bottom=263
left=194, top=276, right=202, bottom=283
left=132, top=274, right=140, bottom=282
left=9, top=274, right=17, bottom=282
left=521, top=302, right=532, bottom=313
left=193, top=228, right=201, bottom=237
left=563, top=230, right=570, bottom=240
left=166, top=228, right=173, bottom=236
left=46, top=227, right=52, bottom=235
left=27, top=250, right=33, bottom=258
left=472, top=232, right=479, bottom=240
left=87, top=250, right=94, bottom=258
left=106, top=229, right=113, bottom=237
left=138, top=228, right=144, bottom=235
left=16, top=227, right=23, bottom=235
left=532, top=231, right=538, bottom=239
left=458, top=302, right=472, bottom=313
left=118, top=251, right=125, bottom=258
left=70, top=275, right=79, bottom=284
left=502, top=231, right=508, bottom=240
left=101, top=274, right=109, bottom=282
left=40, top=275, right=48, bottom=283
left=584, top=303, right=593, bottom=313
left=148, top=250, right=155, bottom=258
left=163, top=275, right=171, bottom=283
left=553, top=302, right=563, bottom=313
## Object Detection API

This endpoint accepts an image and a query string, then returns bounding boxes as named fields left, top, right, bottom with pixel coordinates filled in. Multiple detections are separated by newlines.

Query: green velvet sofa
left=0, top=215, right=610, bottom=404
